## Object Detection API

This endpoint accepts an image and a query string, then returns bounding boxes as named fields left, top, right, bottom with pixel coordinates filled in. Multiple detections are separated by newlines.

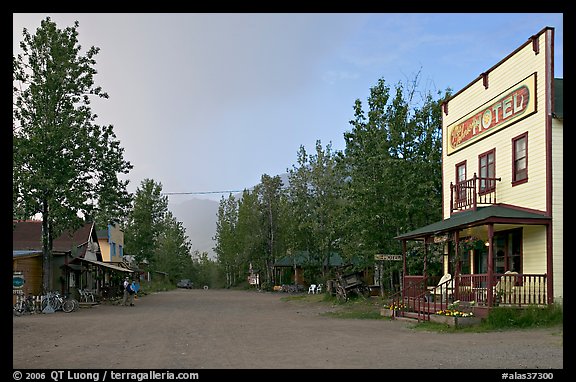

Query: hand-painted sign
left=447, top=73, right=536, bottom=155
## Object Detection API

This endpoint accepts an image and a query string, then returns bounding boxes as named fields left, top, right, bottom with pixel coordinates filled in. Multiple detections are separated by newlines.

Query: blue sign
left=13, top=274, right=25, bottom=288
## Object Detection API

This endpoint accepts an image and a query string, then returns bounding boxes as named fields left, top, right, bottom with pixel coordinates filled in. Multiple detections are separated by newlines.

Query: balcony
left=450, top=173, right=501, bottom=213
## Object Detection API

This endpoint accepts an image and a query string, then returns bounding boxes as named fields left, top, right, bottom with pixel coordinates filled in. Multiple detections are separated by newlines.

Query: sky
left=13, top=13, right=564, bottom=206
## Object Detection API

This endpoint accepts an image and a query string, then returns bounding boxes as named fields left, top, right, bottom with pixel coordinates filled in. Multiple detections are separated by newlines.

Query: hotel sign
left=447, top=73, right=536, bottom=155
left=374, top=254, right=402, bottom=261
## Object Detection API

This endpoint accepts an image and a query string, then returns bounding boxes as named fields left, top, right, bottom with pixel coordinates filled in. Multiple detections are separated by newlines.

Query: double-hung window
left=478, top=149, right=496, bottom=194
left=512, top=133, right=528, bottom=185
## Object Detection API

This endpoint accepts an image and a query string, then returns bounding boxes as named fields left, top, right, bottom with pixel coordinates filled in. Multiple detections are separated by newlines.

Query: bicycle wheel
left=62, top=299, right=76, bottom=313
left=13, top=303, right=25, bottom=316
left=41, top=296, right=59, bottom=311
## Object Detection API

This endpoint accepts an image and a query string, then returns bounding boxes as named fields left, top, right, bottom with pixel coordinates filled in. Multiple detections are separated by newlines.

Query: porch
left=389, top=273, right=548, bottom=322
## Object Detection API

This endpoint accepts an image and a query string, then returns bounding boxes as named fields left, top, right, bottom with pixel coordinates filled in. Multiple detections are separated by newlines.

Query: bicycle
left=13, top=294, right=35, bottom=316
left=41, top=291, right=78, bottom=313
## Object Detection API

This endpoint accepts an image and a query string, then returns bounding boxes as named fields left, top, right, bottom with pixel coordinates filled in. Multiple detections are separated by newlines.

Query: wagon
left=334, top=266, right=371, bottom=302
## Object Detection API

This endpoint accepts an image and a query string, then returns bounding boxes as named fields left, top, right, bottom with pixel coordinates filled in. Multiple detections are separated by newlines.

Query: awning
left=61, top=264, right=86, bottom=271
left=78, top=258, right=134, bottom=273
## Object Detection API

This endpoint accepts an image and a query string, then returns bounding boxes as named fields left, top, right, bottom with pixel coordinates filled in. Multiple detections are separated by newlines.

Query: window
left=478, top=149, right=496, bottom=193
left=455, top=161, right=466, bottom=203
left=512, top=133, right=528, bottom=184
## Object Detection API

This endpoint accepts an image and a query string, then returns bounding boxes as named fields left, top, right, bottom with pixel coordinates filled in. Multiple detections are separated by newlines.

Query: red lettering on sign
left=450, top=85, right=529, bottom=150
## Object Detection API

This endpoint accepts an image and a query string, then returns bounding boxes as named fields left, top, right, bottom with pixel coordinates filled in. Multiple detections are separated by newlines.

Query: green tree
left=287, top=140, right=344, bottom=279
left=213, top=193, right=239, bottom=287
left=124, top=179, right=169, bottom=266
left=191, top=251, right=225, bottom=288
left=13, top=17, right=133, bottom=292
left=255, top=174, right=285, bottom=285
left=155, top=211, right=193, bottom=282
left=339, top=73, right=447, bottom=289
left=236, top=189, right=266, bottom=282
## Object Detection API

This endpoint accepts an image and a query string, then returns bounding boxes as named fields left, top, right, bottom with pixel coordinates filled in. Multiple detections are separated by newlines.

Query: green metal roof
left=395, top=205, right=550, bottom=240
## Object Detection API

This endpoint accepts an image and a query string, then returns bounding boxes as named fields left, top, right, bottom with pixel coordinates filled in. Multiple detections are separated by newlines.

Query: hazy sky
left=13, top=13, right=564, bottom=204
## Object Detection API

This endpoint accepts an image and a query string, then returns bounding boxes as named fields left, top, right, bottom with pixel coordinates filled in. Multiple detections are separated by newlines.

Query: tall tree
left=236, top=189, right=266, bottom=279
left=124, top=179, right=168, bottom=266
left=339, top=73, right=447, bottom=288
left=255, top=174, right=285, bottom=285
left=155, top=211, right=193, bottom=282
left=287, top=140, right=344, bottom=278
left=13, top=17, right=133, bottom=291
left=213, top=193, right=239, bottom=287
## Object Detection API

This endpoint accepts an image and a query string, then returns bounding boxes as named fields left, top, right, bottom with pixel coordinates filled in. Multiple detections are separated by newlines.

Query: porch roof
left=13, top=250, right=43, bottom=258
left=395, top=205, right=550, bottom=241
left=72, top=257, right=134, bottom=273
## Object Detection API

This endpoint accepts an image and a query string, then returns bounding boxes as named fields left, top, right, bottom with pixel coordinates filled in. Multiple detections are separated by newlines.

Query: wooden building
left=395, top=26, right=562, bottom=318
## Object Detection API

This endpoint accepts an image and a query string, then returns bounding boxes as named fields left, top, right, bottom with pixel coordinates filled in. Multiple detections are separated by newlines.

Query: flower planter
left=380, top=308, right=395, bottom=318
left=429, top=314, right=481, bottom=328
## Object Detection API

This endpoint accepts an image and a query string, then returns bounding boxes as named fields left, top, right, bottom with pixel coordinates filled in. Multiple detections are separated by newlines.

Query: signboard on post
left=374, top=254, right=402, bottom=261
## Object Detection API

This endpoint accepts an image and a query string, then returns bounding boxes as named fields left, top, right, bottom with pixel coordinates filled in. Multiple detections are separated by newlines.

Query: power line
left=162, top=190, right=245, bottom=195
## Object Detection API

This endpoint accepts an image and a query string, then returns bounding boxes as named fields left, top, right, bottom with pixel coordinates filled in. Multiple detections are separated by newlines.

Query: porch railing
left=452, top=273, right=547, bottom=306
left=390, top=273, right=547, bottom=321
left=450, top=173, right=501, bottom=213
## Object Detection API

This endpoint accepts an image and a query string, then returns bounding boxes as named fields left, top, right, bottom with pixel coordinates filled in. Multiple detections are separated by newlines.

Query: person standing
left=122, top=276, right=134, bottom=306
left=132, top=279, right=140, bottom=301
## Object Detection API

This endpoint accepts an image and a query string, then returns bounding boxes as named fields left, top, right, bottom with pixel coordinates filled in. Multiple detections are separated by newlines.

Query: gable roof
left=13, top=220, right=97, bottom=254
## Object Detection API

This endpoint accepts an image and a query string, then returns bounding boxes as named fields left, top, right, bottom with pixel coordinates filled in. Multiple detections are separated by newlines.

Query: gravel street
left=13, top=289, right=563, bottom=371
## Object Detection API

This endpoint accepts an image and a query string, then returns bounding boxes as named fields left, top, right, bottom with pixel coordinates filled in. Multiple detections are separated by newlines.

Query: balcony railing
left=450, top=173, right=501, bottom=213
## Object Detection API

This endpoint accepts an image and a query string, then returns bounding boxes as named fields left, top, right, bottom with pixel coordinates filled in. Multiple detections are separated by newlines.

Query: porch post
left=487, top=223, right=494, bottom=307
left=453, top=231, right=460, bottom=276
left=423, top=236, right=428, bottom=278
left=454, top=231, right=460, bottom=296
left=402, top=240, right=407, bottom=302
left=546, top=223, right=554, bottom=304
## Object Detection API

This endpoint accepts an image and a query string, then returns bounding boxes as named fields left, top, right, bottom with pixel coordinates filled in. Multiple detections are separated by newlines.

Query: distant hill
left=168, top=173, right=289, bottom=260
left=168, top=197, right=220, bottom=259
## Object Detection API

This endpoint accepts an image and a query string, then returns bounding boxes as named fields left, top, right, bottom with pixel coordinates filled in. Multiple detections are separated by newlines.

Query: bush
left=483, top=304, right=563, bottom=329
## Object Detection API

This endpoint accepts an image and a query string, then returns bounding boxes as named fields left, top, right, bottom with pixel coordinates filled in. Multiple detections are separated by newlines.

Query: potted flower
left=430, top=300, right=481, bottom=327
left=380, top=302, right=406, bottom=318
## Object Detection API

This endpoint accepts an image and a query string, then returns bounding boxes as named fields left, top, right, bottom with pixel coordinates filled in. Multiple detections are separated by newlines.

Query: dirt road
left=12, top=289, right=563, bottom=370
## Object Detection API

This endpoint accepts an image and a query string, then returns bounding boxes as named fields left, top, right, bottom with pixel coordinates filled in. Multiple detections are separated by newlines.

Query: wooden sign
left=374, top=254, right=402, bottom=261
left=447, top=73, right=536, bottom=155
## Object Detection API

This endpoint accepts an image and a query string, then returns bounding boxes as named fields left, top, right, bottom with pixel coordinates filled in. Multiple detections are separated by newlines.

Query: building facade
left=396, top=26, right=562, bottom=310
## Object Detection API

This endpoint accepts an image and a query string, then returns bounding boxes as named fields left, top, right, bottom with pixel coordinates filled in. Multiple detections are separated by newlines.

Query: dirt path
left=13, top=289, right=563, bottom=370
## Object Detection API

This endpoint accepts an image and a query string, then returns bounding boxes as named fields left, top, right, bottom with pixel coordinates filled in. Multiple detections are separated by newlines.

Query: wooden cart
left=334, top=267, right=371, bottom=302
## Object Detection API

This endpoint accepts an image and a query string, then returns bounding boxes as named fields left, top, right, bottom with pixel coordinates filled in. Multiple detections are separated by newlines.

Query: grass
left=283, top=292, right=388, bottom=320
left=282, top=293, right=564, bottom=332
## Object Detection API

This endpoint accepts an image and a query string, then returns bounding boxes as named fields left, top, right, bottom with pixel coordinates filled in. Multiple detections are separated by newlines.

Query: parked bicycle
left=41, top=291, right=79, bottom=313
left=13, top=294, right=36, bottom=316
